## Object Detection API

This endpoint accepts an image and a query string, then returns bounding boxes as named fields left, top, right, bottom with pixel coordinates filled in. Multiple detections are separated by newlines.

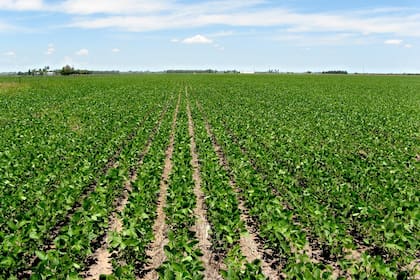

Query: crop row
left=190, top=99, right=267, bottom=278
left=152, top=95, right=205, bottom=278
left=109, top=94, right=177, bottom=279
left=28, top=102, right=169, bottom=279
left=192, top=97, right=334, bottom=279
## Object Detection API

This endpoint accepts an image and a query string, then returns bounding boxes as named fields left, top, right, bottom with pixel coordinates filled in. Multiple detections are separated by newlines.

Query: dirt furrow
left=224, top=123, right=348, bottom=278
left=141, top=94, right=180, bottom=280
left=186, top=100, right=222, bottom=280
left=83, top=104, right=170, bottom=280
left=198, top=102, right=349, bottom=278
left=197, top=102, right=280, bottom=279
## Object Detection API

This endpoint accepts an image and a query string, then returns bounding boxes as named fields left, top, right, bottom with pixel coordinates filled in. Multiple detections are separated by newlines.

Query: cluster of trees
left=61, top=66, right=119, bottom=75
left=16, top=65, right=95, bottom=76
left=60, top=65, right=92, bottom=75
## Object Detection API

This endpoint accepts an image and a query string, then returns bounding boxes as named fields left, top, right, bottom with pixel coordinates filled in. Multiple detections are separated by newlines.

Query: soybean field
left=0, top=74, right=419, bottom=279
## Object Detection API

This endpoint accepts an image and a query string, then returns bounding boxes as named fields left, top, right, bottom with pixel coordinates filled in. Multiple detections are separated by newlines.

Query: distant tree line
left=16, top=65, right=120, bottom=76
left=17, top=66, right=51, bottom=76
left=61, top=65, right=119, bottom=75
left=322, top=70, right=348, bottom=74
left=166, top=69, right=218, bottom=74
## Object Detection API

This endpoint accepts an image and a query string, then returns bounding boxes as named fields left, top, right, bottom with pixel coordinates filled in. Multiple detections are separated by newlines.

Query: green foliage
left=0, top=75, right=172, bottom=278
left=156, top=99, right=205, bottom=278
left=190, top=74, right=419, bottom=279
left=0, top=74, right=418, bottom=279
left=60, top=65, right=92, bottom=75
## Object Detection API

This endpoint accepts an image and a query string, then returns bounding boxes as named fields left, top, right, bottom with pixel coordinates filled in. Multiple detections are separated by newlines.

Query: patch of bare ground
left=186, top=100, right=223, bottom=280
left=83, top=104, right=170, bottom=280
left=141, top=94, right=180, bottom=280
left=0, top=82, right=28, bottom=93
left=406, top=257, right=419, bottom=279
left=196, top=102, right=280, bottom=279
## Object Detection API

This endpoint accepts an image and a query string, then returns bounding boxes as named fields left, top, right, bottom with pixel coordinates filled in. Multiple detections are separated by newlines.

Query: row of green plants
left=190, top=101, right=266, bottom=279
left=28, top=101, right=168, bottom=279
left=189, top=74, right=419, bottom=279
left=0, top=76, right=173, bottom=278
left=109, top=96, right=177, bottom=279
left=1, top=74, right=418, bottom=279
left=192, top=98, right=333, bottom=279
left=156, top=98, right=205, bottom=278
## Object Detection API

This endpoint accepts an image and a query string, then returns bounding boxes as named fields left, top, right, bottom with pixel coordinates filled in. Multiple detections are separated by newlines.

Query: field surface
left=0, top=74, right=419, bottom=279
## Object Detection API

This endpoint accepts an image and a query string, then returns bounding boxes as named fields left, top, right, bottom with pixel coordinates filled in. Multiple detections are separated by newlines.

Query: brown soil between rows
left=141, top=93, right=180, bottom=280
left=83, top=104, right=170, bottom=280
left=220, top=117, right=346, bottom=278
left=186, top=100, right=223, bottom=280
left=197, top=101, right=280, bottom=280
left=223, top=118, right=420, bottom=279
left=213, top=111, right=384, bottom=279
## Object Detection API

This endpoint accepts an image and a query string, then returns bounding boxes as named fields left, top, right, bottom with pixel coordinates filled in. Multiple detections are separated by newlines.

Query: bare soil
left=198, top=101, right=280, bottom=279
left=186, top=100, right=223, bottom=279
left=83, top=105, right=169, bottom=280
left=141, top=94, right=180, bottom=280
left=406, top=258, right=420, bottom=279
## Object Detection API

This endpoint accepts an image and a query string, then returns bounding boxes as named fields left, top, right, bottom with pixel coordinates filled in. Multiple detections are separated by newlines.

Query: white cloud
left=59, top=0, right=172, bottom=15
left=75, top=48, right=89, bottom=56
left=170, top=38, right=179, bottom=43
left=65, top=0, right=267, bottom=15
left=404, top=44, right=413, bottom=48
left=209, top=30, right=234, bottom=37
left=182, top=34, right=213, bottom=44
left=3, top=50, right=16, bottom=56
left=45, top=44, right=55, bottom=55
left=0, top=0, right=44, bottom=10
left=2, top=1, right=420, bottom=39
left=384, top=39, right=403, bottom=45
left=67, top=8, right=420, bottom=37
left=111, top=48, right=120, bottom=53
left=0, top=0, right=171, bottom=13
left=274, top=32, right=370, bottom=47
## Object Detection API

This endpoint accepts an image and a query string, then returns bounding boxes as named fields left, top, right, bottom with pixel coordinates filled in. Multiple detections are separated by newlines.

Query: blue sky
left=0, top=0, right=419, bottom=73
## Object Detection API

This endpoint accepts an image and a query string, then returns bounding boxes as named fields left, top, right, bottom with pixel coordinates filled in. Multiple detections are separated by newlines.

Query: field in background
left=0, top=74, right=419, bottom=279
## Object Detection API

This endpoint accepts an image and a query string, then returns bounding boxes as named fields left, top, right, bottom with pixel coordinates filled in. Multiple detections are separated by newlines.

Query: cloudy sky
left=0, top=0, right=419, bottom=72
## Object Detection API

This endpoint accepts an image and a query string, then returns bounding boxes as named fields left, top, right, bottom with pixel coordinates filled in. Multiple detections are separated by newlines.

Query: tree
left=61, top=65, right=75, bottom=75
left=42, top=66, right=50, bottom=74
